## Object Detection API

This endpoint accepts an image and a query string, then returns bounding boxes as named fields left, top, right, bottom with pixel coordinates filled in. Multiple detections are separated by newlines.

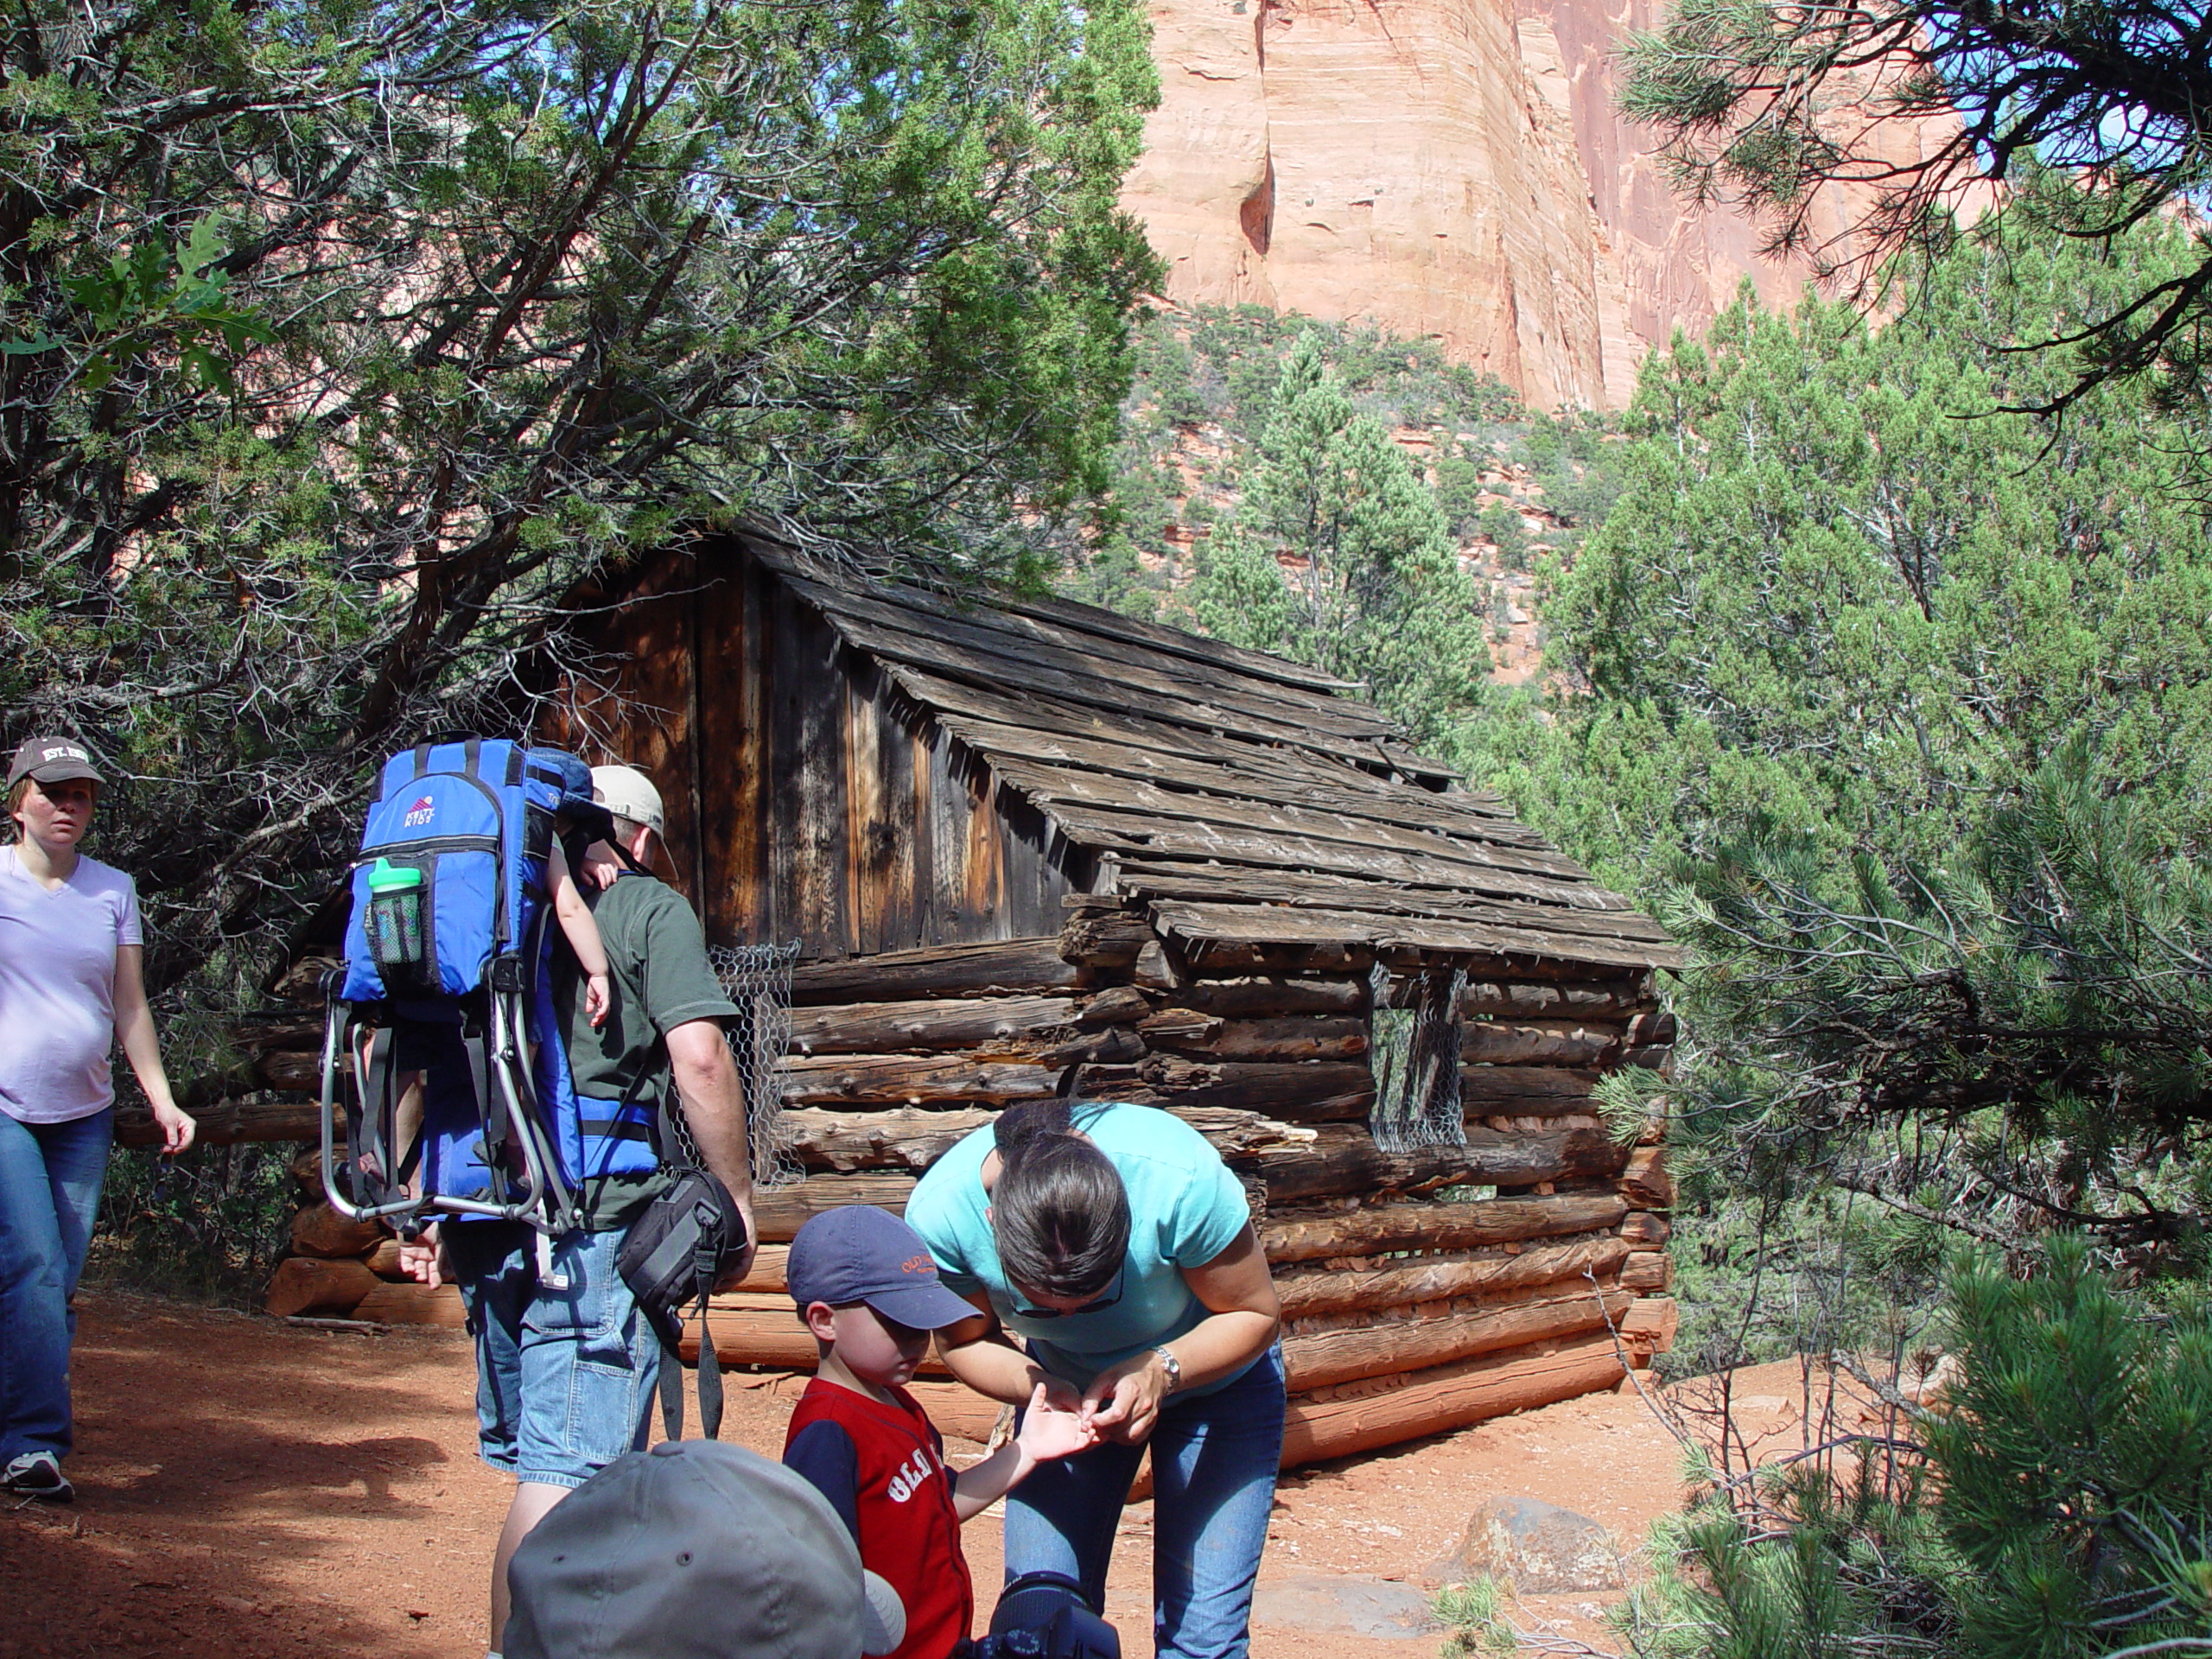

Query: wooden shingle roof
left=753, top=538, right=1681, bottom=974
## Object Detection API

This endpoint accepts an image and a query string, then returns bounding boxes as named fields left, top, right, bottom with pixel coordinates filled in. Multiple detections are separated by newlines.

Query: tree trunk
left=116, top=1098, right=321, bottom=1148
left=754, top=1176, right=918, bottom=1240
left=1252, top=1123, right=1630, bottom=1205
left=785, top=995, right=1079, bottom=1056
left=1281, top=1287, right=1635, bottom=1391
left=289, top=1201, right=388, bottom=1260
left=1460, top=1021, right=1623, bottom=1066
left=1278, top=1335, right=1627, bottom=1469
left=1133, top=1057, right=1375, bottom=1118
left=791, top=938, right=1080, bottom=1005
left=353, top=1283, right=469, bottom=1326
left=779, top=1053, right=1064, bottom=1109
left=1137, top=1014, right=1369, bottom=1063
left=1273, top=1235, right=1630, bottom=1320
left=1620, top=1252, right=1675, bottom=1293
left=264, top=1256, right=379, bottom=1318
left=1259, top=1192, right=1626, bottom=1263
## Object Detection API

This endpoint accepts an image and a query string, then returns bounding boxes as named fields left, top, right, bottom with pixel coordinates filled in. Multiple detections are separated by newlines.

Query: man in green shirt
left=404, top=764, right=756, bottom=1659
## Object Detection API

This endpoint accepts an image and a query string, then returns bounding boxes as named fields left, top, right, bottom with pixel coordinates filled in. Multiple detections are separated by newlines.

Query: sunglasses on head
left=1009, top=1267, right=1124, bottom=1321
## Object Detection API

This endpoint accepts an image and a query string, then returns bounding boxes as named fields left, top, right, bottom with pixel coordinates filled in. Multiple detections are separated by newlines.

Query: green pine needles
left=1637, top=1245, right=2212, bottom=1659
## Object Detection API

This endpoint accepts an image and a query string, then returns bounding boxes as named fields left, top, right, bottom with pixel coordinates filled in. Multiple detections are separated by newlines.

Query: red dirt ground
left=0, top=1293, right=1833, bottom=1657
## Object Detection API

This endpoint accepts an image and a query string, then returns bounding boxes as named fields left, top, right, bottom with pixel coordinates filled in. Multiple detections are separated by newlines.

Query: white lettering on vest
left=885, top=1446, right=935, bottom=1504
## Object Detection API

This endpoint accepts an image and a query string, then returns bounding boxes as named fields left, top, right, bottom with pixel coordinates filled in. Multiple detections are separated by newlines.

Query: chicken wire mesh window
left=1366, top=962, right=1467, bottom=1152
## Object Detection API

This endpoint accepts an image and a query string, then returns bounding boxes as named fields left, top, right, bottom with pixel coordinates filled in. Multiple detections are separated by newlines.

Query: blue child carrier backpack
left=317, top=737, right=623, bottom=1241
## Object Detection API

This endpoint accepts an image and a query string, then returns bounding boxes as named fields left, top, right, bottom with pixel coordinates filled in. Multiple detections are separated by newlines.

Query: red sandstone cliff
left=1121, top=0, right=1964, bottom=408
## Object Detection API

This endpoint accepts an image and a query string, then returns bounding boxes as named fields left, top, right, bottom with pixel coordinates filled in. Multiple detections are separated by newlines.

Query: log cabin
left=225, top=527, right=1683, bottom=1465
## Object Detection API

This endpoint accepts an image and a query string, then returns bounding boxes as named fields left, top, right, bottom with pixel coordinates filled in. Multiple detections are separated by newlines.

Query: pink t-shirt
left=0, top=845, right=143, bottom=1124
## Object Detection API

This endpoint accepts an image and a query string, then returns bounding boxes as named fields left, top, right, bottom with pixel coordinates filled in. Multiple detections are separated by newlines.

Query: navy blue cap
left=789, top=1206, right=977, bottom=1331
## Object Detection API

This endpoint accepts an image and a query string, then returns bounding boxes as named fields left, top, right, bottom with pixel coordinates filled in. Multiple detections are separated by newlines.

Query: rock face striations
left=1121, top=0, right=1958, bottom=408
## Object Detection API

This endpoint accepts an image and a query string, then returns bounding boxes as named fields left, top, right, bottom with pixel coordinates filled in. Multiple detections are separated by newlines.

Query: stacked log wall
left=164, top=905, right=1676, bottom=1469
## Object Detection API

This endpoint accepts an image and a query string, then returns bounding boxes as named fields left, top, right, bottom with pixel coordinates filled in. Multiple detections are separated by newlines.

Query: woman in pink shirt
left=0, top=735, right=194, bottom=1503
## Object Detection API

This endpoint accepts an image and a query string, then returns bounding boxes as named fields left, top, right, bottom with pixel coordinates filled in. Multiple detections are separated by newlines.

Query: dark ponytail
left=991, top=1099, right=1130, bottom=1301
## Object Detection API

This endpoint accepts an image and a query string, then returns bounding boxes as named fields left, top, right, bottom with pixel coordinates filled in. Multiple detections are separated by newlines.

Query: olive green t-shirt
left=555, top=873, right=737, bottom=1227
left=556, top=872, right=738, bottom=1099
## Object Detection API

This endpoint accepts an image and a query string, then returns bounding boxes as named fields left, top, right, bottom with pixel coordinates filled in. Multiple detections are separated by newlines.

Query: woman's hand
left=149, top=1099, right=197, bottom=1154
left=1016, top=1382, right=1099, bottom=1463
left=1082, top=1351, right=1175, bottom=1446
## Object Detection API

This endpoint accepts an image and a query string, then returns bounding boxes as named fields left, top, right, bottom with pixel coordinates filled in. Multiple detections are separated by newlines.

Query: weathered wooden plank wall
left=543, top=543, right=1076, bottom=957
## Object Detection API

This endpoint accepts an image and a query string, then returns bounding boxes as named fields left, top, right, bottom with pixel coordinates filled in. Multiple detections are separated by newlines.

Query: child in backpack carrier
left=355, top=814, right=613, bottom=1192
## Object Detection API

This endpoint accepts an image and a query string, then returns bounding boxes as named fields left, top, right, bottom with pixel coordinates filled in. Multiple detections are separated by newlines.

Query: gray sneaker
left=2, top=1450, right=73, bottom=1502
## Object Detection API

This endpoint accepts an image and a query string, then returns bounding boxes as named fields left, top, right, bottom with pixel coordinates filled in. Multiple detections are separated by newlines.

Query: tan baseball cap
left=590, top=765, right=664, bottom=836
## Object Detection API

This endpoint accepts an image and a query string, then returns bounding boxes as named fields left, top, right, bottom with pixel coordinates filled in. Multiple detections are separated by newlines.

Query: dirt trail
left=1, top=1293, right=1809, bottom=1657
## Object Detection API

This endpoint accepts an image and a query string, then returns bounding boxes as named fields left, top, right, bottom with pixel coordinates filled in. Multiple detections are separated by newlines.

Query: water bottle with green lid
left=366, top=857, right=427, bottom=977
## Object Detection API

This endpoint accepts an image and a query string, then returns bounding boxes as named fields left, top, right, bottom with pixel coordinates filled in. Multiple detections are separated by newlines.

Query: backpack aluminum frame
left=316, top=950, right=579, bottom=1239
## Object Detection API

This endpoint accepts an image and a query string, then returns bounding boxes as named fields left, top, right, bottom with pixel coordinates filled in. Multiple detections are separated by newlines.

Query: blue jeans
left=0, top=1108, right=113, bottom=1460
left=442, top=1220, right=658, bottom=1488
left=1007, top=1347, right=1286, bottom=1659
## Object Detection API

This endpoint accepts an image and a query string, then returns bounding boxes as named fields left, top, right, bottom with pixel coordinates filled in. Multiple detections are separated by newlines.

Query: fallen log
left=353, top=1282, right=468, bottom=1327
left=1076, top=986, right=1153, bottom=1027
left=1272, top=1235, right=1630, bottom=1321
left=1619, top=1296, right=1678, bottom=1353
left=289, top=1201, right=388, bottom=1261
left=1458, top=1066, right=1599, bottom=1108
left=1618, top=1147, right=1675, bottom=1208
left=791, top=938, right=1080, bottom=1005
left=680, top=1307, right=951, bottom=1375
left=1058, top=912, right=1154, bottom=969
left=728, top=1244, right=790, bottom=1293
left=1620, top=1253, right=1675, bottom=1293
left=1279, top=1334, right=1628, bottom=1469
left=1461, top=979, right=1652, bottom=1020
left=1172, top=976, right=1366, bottom=1017
left=779, top=1053, right=1063, bottom=1108
left=257, top=1049, right=326, bottom=1093
left=1182, top=941, right=1374, bottom=978
left=231, top=1013, right=326, bottom=1049
left=1619, top=1211, right=1670, bottom=1249
left=116, top=1097, right=321, bottom=1149
left=785, top=995, right=1078, bottom=1057
left=264, top=1256, right=379, bottom=1319
left=1137, top=1014, right=1368, bottom=1063
left=1254, top=1123, right=1630, bottom=1205
left=1460, top=1021, right=1623, bottom=1067
left=365, top=1240, right=407, bottom=1277
left=1282, top=1287, right=1636, bottom=1392
left=754, top=1176, right=918, bottom=1240
left=1259, top=1192, right=1627, bottom=1263
left=1134, top=1057, right=1376, bottom=1119
left=780, top=1104, right=1313, bottom=1173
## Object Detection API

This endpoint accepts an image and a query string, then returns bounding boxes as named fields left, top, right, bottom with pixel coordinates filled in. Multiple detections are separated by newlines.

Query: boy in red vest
left=782, top=1205, right=1098, bottom=1659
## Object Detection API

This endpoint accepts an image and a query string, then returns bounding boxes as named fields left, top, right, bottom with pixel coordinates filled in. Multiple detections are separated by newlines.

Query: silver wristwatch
left=1153, top=1345, right=1182, bottom=1393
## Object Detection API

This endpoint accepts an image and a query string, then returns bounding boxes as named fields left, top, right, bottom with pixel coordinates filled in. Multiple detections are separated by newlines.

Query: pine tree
left=1189, top=335, right=1488, bottom=744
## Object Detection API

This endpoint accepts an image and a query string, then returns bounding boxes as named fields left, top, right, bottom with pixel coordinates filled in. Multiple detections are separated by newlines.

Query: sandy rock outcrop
left=1122, top=0, right=1970, bottom=407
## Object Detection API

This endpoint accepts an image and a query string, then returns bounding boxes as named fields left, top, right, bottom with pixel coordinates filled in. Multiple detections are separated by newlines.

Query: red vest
left=785, top=1378, right=976, bottom=1659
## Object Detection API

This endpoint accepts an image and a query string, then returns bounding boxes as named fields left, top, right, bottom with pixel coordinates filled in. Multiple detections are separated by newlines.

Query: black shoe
left=2, top=1451, right=73, bottom=1503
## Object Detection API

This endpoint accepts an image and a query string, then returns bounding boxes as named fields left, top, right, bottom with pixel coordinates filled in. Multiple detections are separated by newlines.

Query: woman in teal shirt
left=904, top=1097, right=1283, bottom=1659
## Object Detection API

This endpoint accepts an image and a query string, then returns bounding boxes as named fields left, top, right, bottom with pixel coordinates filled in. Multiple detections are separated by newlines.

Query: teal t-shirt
left=902, top=1103, right=1255, bottom=1395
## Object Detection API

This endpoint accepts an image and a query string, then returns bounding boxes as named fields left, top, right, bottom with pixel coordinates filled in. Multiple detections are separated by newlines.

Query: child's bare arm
left=952, top=1384, right=1096, bottom=1522
left=547, top=840, right=613, bottom=1024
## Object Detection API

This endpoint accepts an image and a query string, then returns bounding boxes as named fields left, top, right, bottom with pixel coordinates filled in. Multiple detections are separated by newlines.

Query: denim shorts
left=442, top=1221, right=658, bottom=1488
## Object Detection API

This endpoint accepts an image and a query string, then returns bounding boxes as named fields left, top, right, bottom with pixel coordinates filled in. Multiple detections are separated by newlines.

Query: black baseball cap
left=7, top=735, right=103, bottom=789
left=505, top=1440, right=906, bottom=1659
left=789, top=1205, right=977, bottom=1330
